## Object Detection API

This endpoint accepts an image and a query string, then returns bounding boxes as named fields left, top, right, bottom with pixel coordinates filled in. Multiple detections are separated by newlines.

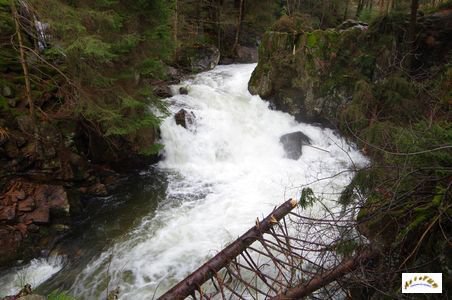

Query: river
left=0, top=64, right=367, bottom=299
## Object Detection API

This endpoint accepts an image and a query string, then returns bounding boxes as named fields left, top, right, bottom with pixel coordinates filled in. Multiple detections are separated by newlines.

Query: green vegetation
left=47, top=290, right=77, bottom=300
left=250, top=2, right=451, bottom=296
left=337, top=8, right=451, bottom=295
left=0, top=0, right=175, bottom=166
left=33, top=0, right=173, bottom=144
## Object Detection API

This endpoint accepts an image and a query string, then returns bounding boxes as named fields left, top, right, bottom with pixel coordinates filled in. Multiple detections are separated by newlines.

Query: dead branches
left=159, top=199, right=298, bottom=300
left=159, top=199, right=377, bottom=300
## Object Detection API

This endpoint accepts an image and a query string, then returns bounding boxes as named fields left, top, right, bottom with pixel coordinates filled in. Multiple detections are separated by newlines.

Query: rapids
left=0, top=64, right=367, bottom=299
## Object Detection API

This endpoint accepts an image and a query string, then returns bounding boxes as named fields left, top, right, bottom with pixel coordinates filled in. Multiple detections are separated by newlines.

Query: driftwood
left=159, top=198, right=378, bottom=300
left=270, top=248, right=378, bottom=299
left=158, top=199, right=298, bottom=300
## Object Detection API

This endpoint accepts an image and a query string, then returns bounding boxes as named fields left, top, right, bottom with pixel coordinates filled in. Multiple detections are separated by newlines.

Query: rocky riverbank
left=0, top=29, right=229, bottom=269
left=248, top=7, right=452, bottom=297
left=248, top=10, right=452, bottom=127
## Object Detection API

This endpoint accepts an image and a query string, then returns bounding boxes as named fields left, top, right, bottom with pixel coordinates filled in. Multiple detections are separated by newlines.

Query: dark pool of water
left=36, top=166, right=168, bottom=294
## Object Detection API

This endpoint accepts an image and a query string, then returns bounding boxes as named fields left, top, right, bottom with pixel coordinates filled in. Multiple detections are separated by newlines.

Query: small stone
left=174, top=109, right=195, bottom=129
left=52, top=224, right=70, bottom=232
left=27, top=223, right=39, bottom=232
left=15, top=190, right=26, bottom=200
left=87, top=183, right=108, bottom=196
left=154, top=85, right=172, bottom=98
left=47, top=186, right=70, bottom=215
left=25, top=206, right=50, bottom=224
left=18, top=197, right=35, bottom=212
left=0, top=205, right=16, bottom=221
left=179, top=86, right=189, bottom=95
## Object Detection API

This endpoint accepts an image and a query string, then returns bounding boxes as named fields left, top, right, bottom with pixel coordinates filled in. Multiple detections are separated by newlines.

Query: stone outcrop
left=235, top=46, right=258, bottom=63
left=248, top=10, right=452, bottom=126
left=175, top=109, right=196, bottom=129
left=177, top=44, right=220, bottom=73
left=248, top=27, right=369, bottom=126
left=279, top=131, right=311, bottom=160
left=0, top=181, right=70, bottom=266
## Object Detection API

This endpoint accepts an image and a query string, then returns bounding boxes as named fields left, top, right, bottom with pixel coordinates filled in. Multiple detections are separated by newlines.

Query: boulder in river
left=179, top=86, right=189, bottom=95
left=177, top=44, right=220, bottom=73
left=175, top=109, right=196, bottom=129
left=279, top=131, right=311, bottom=160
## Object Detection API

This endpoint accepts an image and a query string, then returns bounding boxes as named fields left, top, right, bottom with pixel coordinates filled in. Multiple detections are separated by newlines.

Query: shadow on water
left=36, top=166, right=168, bottom=294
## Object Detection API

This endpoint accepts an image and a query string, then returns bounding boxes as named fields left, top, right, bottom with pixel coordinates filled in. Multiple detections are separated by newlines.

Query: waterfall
left=0, top=64, right=367, bottom=299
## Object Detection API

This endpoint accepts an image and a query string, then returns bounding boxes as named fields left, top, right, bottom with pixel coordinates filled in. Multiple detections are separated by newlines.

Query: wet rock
left=153, top=84, right=172, bottom=98
left=235, top=46, right=258, bottom=63
left=87, top=182, right=108, bottom=196
left=175, top=109, right=195, bottom=129
left=45, top=185, right=70, bottom=215
left=27, top=223, right=39, bottom=233
left=179, top=86, right=189, bottom=95
left=279, top=131, right=312, bottom=160
left=18, top=197, right=35, bottom=212
left=0, top=205, right=16, bottom=221
left=52, top=223, right=70, bottom=232
left=0, top=181, right=71, bottom=266
left=25, top=206, right=50, bottom=224
left=15, top=190, right=26, bottom=200
left=177, top=44, right=220, bottom=73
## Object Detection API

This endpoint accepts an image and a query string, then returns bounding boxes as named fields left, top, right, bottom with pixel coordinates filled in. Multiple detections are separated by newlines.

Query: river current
left=0, top=64, right=367, bottom=299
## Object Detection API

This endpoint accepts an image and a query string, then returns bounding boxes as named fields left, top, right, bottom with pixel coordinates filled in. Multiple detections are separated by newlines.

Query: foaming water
left=0, top=256, right=64, bottom=297
left=69, top=64, right=366, bottom=298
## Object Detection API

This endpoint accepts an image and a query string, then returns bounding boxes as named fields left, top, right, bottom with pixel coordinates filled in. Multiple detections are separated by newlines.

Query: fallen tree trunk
left=270, top=248, right=379, bottom=300
left=158, top=199, right=298, bottom=300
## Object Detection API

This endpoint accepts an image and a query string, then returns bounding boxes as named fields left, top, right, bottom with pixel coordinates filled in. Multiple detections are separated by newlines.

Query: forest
left=0, top=0, right=451, bottom=299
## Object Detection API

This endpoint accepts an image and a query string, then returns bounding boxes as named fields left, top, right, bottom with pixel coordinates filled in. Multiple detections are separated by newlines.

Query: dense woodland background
left=0, top=0, right=451, bottom=298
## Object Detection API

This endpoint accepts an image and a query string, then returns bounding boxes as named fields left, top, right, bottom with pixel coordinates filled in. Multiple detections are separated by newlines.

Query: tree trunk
left=270, top=249, right=378, bottom=300
left=344, top=0, right=351, bottom=20
left=11, top=1, right=34, bottom=120
left=173, top=0, right=178, bottom=51
left=232, top=0, right=244, bottom=54
left=159, top=199, right=298, bottom=300
left=406, top=0, right=419, bottom=71
left=356, top=0, right=365, bottom=18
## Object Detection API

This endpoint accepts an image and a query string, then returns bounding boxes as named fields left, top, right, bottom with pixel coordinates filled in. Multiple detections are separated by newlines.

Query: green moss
left=306, top=32, right=318, bottom=48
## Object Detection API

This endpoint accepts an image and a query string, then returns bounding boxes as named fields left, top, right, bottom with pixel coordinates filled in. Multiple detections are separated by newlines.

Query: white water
left=0, top=257, right=64, bottom=297
left=0, top=64, right=367, bottom=299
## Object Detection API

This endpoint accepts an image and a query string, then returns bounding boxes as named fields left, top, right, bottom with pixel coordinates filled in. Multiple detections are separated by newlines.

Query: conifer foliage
left=2, top=0, right=175, bottom=157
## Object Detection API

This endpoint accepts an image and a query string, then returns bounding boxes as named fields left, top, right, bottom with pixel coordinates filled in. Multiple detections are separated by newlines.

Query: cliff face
left=248, top=11, right=452, bottom=126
